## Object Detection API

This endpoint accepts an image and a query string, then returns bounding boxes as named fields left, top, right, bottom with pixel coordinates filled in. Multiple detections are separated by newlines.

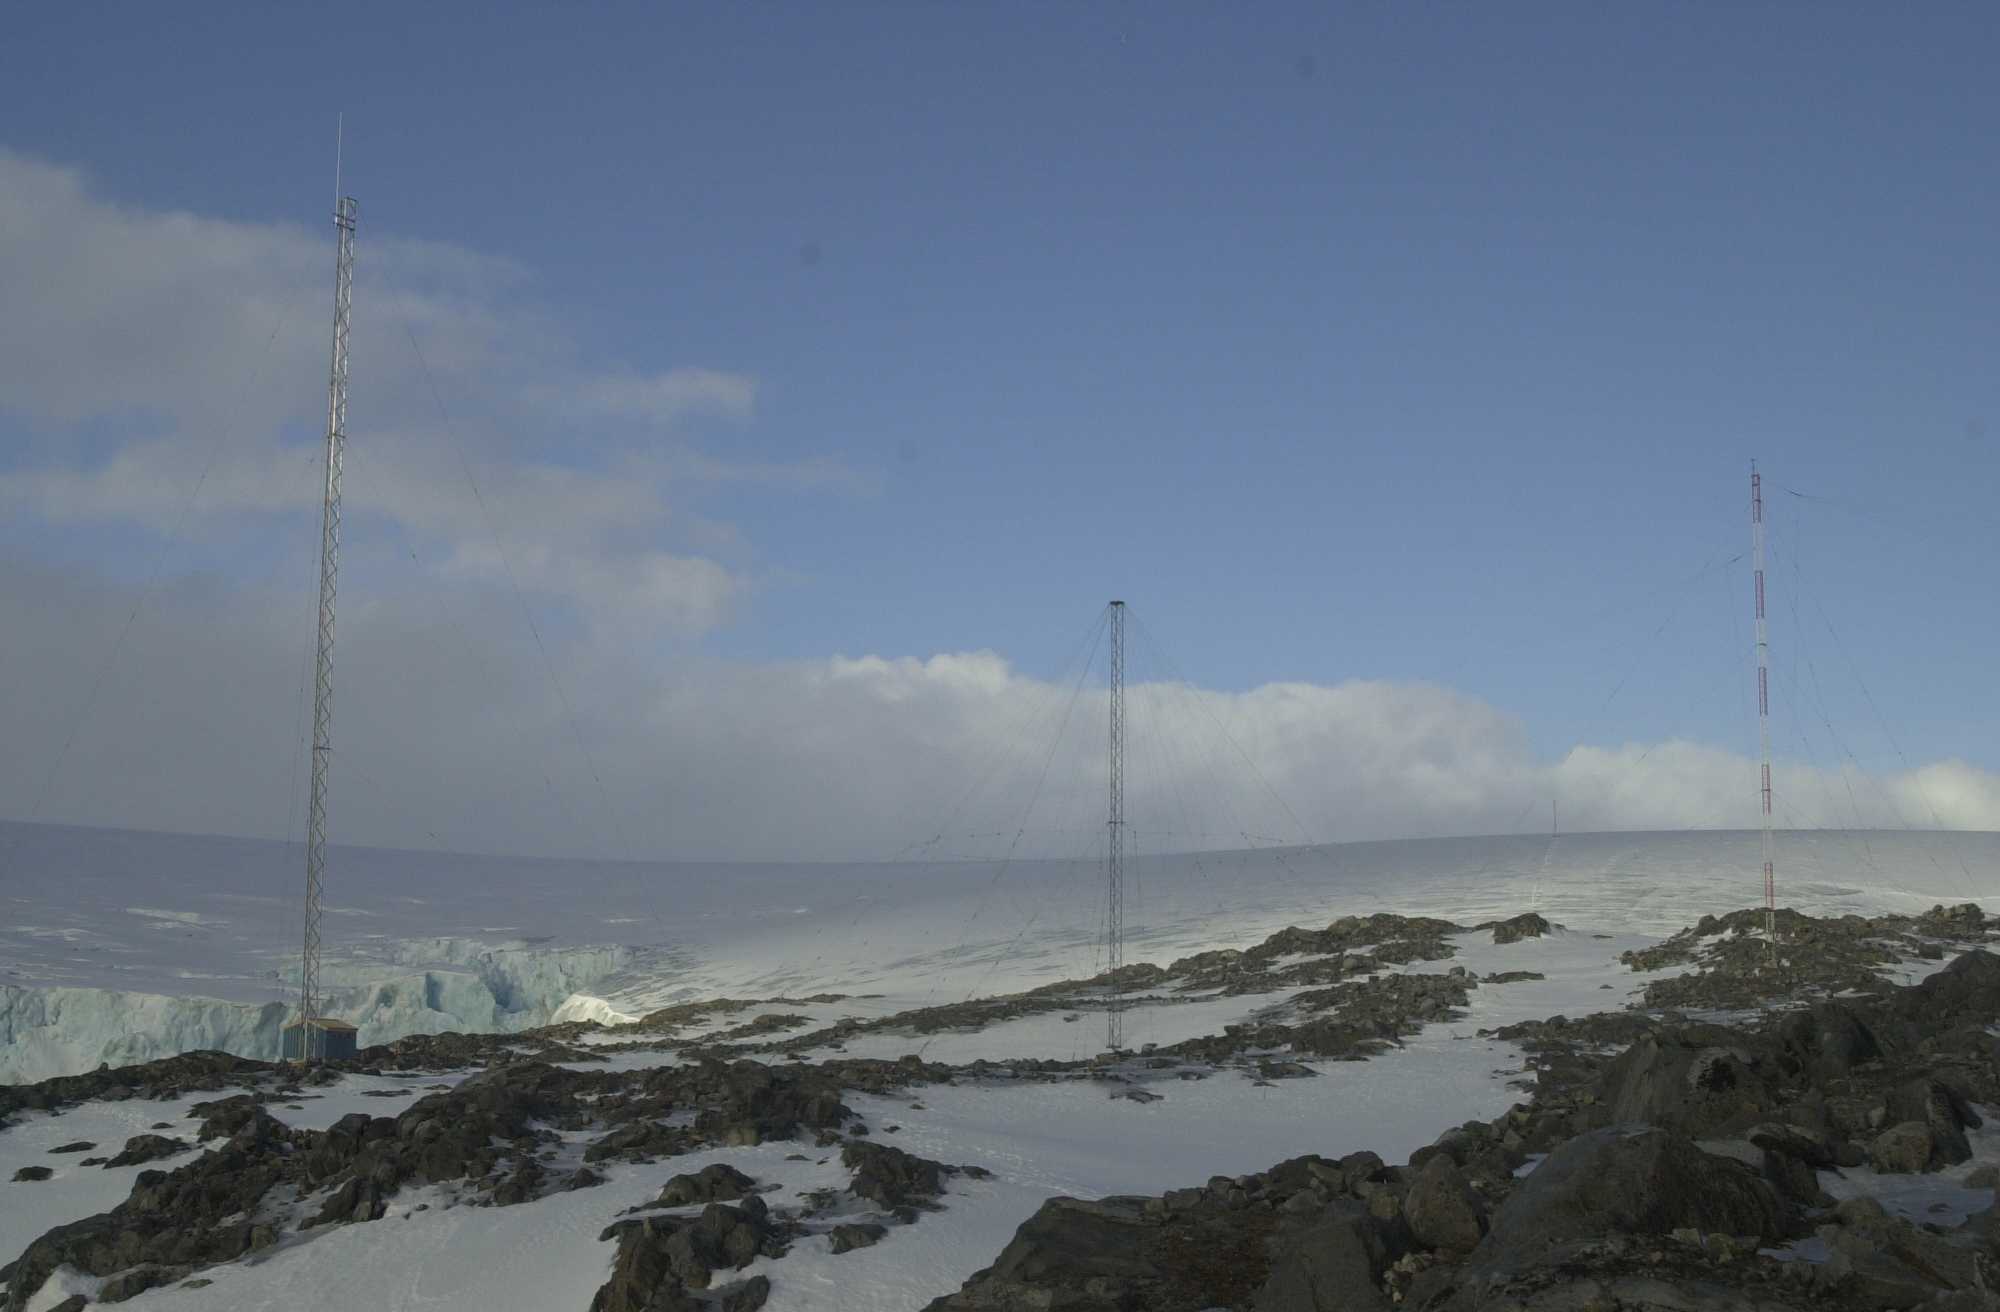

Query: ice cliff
left=0, top=938, right=651, bottom=1084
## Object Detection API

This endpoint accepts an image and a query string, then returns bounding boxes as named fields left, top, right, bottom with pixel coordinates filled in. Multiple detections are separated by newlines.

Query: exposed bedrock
left=0, top=1053, right=942, bottom=1310
left=926, top=941, right=2000, bottom=1312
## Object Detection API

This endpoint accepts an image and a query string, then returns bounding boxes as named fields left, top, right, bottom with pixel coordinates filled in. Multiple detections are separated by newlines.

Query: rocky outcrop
left=658, top=1164, right=756, bottom=1207
left=0, top=1054, right=918, bottom=1310
left=1480, top=914, right=1550, bottom=945
left=3, top=1100, right=291, bottom=1312
left=591, top=1197, right=788, bottom=1312
left=1439, top=1125, right=1789, bottom=1309
left=927, top=919, right=2000, bottom=1312
left=843, top=1140, right=947, bottom=1217
left=0, top=1050, right=272, bottom=1124
left=101, top=1134, right=191, bottom=1168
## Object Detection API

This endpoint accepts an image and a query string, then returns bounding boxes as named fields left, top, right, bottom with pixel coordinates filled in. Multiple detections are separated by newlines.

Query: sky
left=4, top=3, right=2000, bottom=862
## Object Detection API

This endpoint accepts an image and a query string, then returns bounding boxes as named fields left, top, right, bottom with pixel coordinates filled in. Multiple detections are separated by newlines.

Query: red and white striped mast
left=1753, top=464, right=1776, bottom=936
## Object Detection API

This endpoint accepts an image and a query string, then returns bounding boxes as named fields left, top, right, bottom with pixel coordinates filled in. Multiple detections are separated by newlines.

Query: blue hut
left=281, top=1017, right=358, bottom=1061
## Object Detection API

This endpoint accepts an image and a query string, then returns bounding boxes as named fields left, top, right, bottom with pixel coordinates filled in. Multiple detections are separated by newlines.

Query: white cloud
left=561, top=368, right=755, bottom=425
left=0, top=147, right=842, bottom=643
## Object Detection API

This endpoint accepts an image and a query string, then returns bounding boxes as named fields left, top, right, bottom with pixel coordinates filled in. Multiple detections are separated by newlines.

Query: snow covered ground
left=2, top=820, right=1995, bottom=1081
left=2, top=822, right=1998, bottom=1309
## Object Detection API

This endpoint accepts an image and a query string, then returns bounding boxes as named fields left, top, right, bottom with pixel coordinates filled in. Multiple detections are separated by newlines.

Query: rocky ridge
left=924, top=906, right=2000, bottom=1311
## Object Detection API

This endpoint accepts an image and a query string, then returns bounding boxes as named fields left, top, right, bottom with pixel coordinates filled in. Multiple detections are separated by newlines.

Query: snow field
left=4, top=823, right=2000, bottom=1308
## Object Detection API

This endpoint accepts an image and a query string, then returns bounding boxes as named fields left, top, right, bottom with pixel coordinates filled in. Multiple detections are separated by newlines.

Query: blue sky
left=4, top=4, right=2000, bottom=859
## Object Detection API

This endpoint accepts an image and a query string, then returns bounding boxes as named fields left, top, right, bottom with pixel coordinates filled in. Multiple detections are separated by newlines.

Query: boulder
left=1589, top=1038, right=1776, bottom=1140
left=982, top=1197, right=1161, bottom=1287
left=658, top=1164, right=755, bottom=1207
left=1897, top=949, right=2000, bottom=1030
left=1887, top=1078, right=1980, bottom=1167
left=719, top=1276, right=770, bottom=1312
left=586, top=1120, right=687, bottom=1164
left=1253, top=1199, right=1402, bottom=1311
left=829, top=1223, right=887, bottom=1254
left=1338, top=1151, right=1386, bottom=1192
left=1447, top=1126, right=1785, bottom=1309
left=591, top=1198, right=783, bottom=1312
left=1873, top=1122, right=1938, bottom=1174
left=102, top=1135, right=190, bottom=1168
left=1487, top=914, right=1550, bottom=946
left=1402, top=1156, right=1486, bottom=1255
left=843, top=1140, right=946, bottom=1212
left=1744, top=1121, right=1836, bottom=1168
left=1815, top=1230, right=1948, bottom=1309
left=1774, top=1000, right=1882, bottom=1083
left=97, top=1265, right=172, bottom=1303
left=1486, top=1126, right=1785, bottom=1248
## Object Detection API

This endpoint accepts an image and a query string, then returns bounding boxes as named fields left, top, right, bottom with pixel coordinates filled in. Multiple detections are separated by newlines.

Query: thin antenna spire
left=1753, top=464, right=1776, bottom=936
left=1106, top=600, right=1126, bottom=1053
left=297, top=189, right=356, bottom=1054
left=334, top=114, right=343, bottom=206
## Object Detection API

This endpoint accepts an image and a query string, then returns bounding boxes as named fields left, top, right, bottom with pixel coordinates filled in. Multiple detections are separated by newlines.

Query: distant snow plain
left=1, top=822, right=1997, bottom=1310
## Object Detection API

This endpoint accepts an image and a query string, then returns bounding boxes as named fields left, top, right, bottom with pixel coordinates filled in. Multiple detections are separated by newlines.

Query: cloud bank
left=5, top=549, right=1998, bottom=863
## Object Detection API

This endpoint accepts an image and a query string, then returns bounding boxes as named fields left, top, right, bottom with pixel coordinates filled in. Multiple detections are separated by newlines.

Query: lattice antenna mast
left=300, top=194, right=357, bottom=1030
left=1753, top=465, right=1776, bottom=938
left=1106, top=600, right=1126, bottom=1053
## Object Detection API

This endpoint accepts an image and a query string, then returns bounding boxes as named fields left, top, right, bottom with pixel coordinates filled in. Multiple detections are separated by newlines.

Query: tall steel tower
left=296, top=194, right=357, bottom=1052
left=1753, top=466, right=1775, bottom=936
left=1106, top=600, right=1126, bottom=1052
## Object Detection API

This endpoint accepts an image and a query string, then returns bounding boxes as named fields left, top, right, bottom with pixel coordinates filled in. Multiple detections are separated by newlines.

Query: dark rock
left=843, top=1140, right=946, bottom=1211
left=983, top=1197, right=1162, bottom=1287
left=102, top=1135, right=191, bottom=1168
left=585, top=1119, right=688, bottom=1164
left=1401, top=1155, right=1486, bottom=1255
left=1448, top=1125, right=1785, bottom=1308
left=304, top=1176, right=388, bottom=1228
left=829, top=1223, right=887, bottom=1254
left=1759, top=1146, right=1824, bottom=1206
left=47, top=1141, right=96, bottom=1154
left=589, top=1214, right=701, bottom=1312
left=10, top=1166, right=51, bottom=1182
left=1874, top=1122, right=1939, bottom=1173
left=1589, top=1038, right=1777, bottom=1140
left=1338, top=1151, right=1386, bottom=1192
left=1817, top=1230, right=1949, bottom=1309
left=719, top=1275, right=771, bottom=1311
left=592, top=1198, right=785, bottom=1311
left=0, top=1050, right=273, bottom=1125
left=1774, top=1000, right=1883, bottom=1082
left=1252, top=1199, right=1401, bottom=1311
left=1485, top=913, right=1550, bottom=946
left=1892, top=948, right=2000, bottom=1036
left=658, top=1163, right=754, bottom=1207
left=1743, top=1120, right=1835, bottom=1168
left=1824, top=1203, right=1991, bottom=1297
left=1888, top=1078, right=1980, bottom=1167
left=98, top=1265, right=172, bottom=1303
